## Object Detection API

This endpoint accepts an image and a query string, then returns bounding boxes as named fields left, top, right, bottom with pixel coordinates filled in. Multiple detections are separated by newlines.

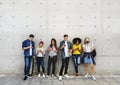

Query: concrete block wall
left=0, top=0, right=120, bottom=74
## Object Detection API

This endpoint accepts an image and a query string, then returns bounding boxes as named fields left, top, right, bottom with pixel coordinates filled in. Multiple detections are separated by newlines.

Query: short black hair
left=64, top=34, right=68, bottom=37
left=29, top=34, right=34, bottom=38
left=73, top=38, right=82, bottom=44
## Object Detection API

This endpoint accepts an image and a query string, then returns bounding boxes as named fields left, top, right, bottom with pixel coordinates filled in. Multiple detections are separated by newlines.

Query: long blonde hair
left=84, top=37, right=90, bottom=44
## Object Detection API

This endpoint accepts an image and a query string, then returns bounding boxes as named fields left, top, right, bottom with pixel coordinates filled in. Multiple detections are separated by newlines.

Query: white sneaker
left=52, top=74, right=54, bottom=77
left=92, top=76, right=96, bottom=81
left=43, top=74, right=45, bottom=78
left=46, top=75, right=49, bottom=78
left=64, top=74, right=70, bottom=78
left=59, top=76, right=62, bottom=81
left=85, top=74, right=88, bottom=78
left=38, top=74, right=40, bottom=77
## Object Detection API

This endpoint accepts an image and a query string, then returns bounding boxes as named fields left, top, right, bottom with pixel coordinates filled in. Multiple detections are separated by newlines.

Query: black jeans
left=59, top=57, right=70, bottom=76
left=36, top=57, right=45, bottom=73
left=47, top=56, right=57, bottom=75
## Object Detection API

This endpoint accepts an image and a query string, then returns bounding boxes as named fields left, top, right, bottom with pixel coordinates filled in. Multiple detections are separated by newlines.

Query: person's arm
left=91, top=43, right=95, bottom=51
left=83, top=44, right=86, bottom=52
left=59, top=41, right=65, bottom=50
left=32, top=42, right=36, bottom=59
left=77, top=44, right=82, bottom=53
left=80, top=44, right=83, bottom=53
left=22, top=46, right=31, bottom=50
left=36, top=48, right=39, bottom=55
left=69, top=42, right=72, bottom=55
left=32, top=41, right=35, bottom=50
left=22, top=41, right=32, bottom=50
left=42, top=48, right=45, bottom=55
left=56, top=47, right=59, bottom=54
left=72, top=45, right=79, bottom=52
left=54, top=47, right=58, bottom=53
left=46, top=46, right=51, bottom=52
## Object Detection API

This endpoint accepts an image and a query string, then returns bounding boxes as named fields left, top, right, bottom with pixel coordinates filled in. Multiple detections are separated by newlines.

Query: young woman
left=36, top=40, right=45, bottom=78
left=46, top=38, right=58, bottom=77
left=72, top=38, right=82, bottom=76
left=83, top=37, right=96, bottom=80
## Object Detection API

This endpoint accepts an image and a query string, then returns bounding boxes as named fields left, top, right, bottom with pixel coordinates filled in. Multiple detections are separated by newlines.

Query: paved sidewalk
left=0, top=74, right=120, bottom=85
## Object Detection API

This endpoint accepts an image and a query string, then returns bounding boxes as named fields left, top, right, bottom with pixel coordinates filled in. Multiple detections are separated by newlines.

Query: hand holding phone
left=28, top=46, right=33, bottom=49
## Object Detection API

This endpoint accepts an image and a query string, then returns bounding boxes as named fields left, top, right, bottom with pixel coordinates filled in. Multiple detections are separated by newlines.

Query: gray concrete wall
left=0, top=0, right=120, bottom=74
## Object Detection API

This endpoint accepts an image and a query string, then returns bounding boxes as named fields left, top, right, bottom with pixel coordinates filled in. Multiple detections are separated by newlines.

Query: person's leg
left=24, top=56, right=31, bottom=76
left=47, top=56, right=52, bottom=75
left=40, top=57, right=45, bottom=73
left=23, top=56, right=28, bottom=80
left=91, top=63, right=95, bottom=75
left=59, top=59, right=65, bottom=76
left=28, top=56, right=32, bottom=75
left=36, top=57, right=40, bottom=74
left=64, top=57, right=70, bottom=75
left=24, top=56, right=28, bottom=76
left=24, top=56, right=31, bottom=80
left=52, top=56, right=57, bottom=75
left=91, top=63, right=96, bottom=80
left=59, top=58, right=65, bottom=80
left=85, top=63, right=89, bottom=77
left=73, top=56, right=79, bottom=75
left=77, top=55, right=81, bottom=65
left=40, top=57, right=45, bottom=78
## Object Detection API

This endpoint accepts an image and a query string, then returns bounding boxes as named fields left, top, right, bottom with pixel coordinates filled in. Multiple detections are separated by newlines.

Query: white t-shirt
left=36, top=47, right=45, bottom=57
left=30, top=42, right=32, bottom=56
left=83, top=43, right=94, bottom=53
left=64, top=41, right=69, bottom=57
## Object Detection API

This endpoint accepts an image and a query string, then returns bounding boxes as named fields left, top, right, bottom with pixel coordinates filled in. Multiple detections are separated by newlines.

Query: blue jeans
left=24, top=56, right=32, bottom=75
left=73, top=55, right=81, bottom=73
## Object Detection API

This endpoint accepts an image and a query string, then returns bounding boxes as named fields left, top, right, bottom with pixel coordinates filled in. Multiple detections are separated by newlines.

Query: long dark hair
left=50, top=38, right=57, bottom=49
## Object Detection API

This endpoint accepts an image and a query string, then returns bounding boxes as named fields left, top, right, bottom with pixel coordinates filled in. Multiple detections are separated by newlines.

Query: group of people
left=22, top=34, right=97, bottom=81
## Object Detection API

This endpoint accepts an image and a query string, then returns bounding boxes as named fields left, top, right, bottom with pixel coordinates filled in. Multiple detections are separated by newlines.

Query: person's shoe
left=52, top=74, right=54, bottom=77
left=38, top=74, right=41, bottom=77
left=59, top=76, right=62, bottom=81
left=23, top=76, right=28, bottom=80
left=43, top=74, right=45, bottom=78
left=46, top=75, right=49, bottom=78
left=85, top=74, right=88, bottom=78
left=27, top=74, right=32, bottom=78
left=76, top=73, right=80, bottom=76
left=64, top=74, right=70, bottom=78
left=28, top=74, right=32, bottom=77
left=92, top=76, right=96, bottom=81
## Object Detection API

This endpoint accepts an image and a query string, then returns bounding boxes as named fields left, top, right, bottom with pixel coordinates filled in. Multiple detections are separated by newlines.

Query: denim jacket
left=59, top=40, right=72, bottom=59
left=22, top=39, right=35, bottom=56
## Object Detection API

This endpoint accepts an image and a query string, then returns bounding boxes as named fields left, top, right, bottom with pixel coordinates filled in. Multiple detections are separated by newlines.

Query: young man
left=22, top=34, right=35, bottom=80
left=59, top=34, right=72, bottom=81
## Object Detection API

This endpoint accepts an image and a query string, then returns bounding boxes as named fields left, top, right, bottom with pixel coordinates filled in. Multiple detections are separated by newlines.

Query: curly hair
left=72, top=37, right=82, bottom=44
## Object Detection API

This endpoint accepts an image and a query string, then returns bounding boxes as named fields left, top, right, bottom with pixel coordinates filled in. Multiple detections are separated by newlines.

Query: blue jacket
left=22, top=39, right=35, bottom=56
left=59, top=40, right=72, bottom=59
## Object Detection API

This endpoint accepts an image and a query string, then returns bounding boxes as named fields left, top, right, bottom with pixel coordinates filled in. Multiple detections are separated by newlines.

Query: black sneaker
left=27, top=74, right=32, bottom=78
left=28, top=74, right=32, bottom=77
left=23, top=76, right=28, bottom=80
